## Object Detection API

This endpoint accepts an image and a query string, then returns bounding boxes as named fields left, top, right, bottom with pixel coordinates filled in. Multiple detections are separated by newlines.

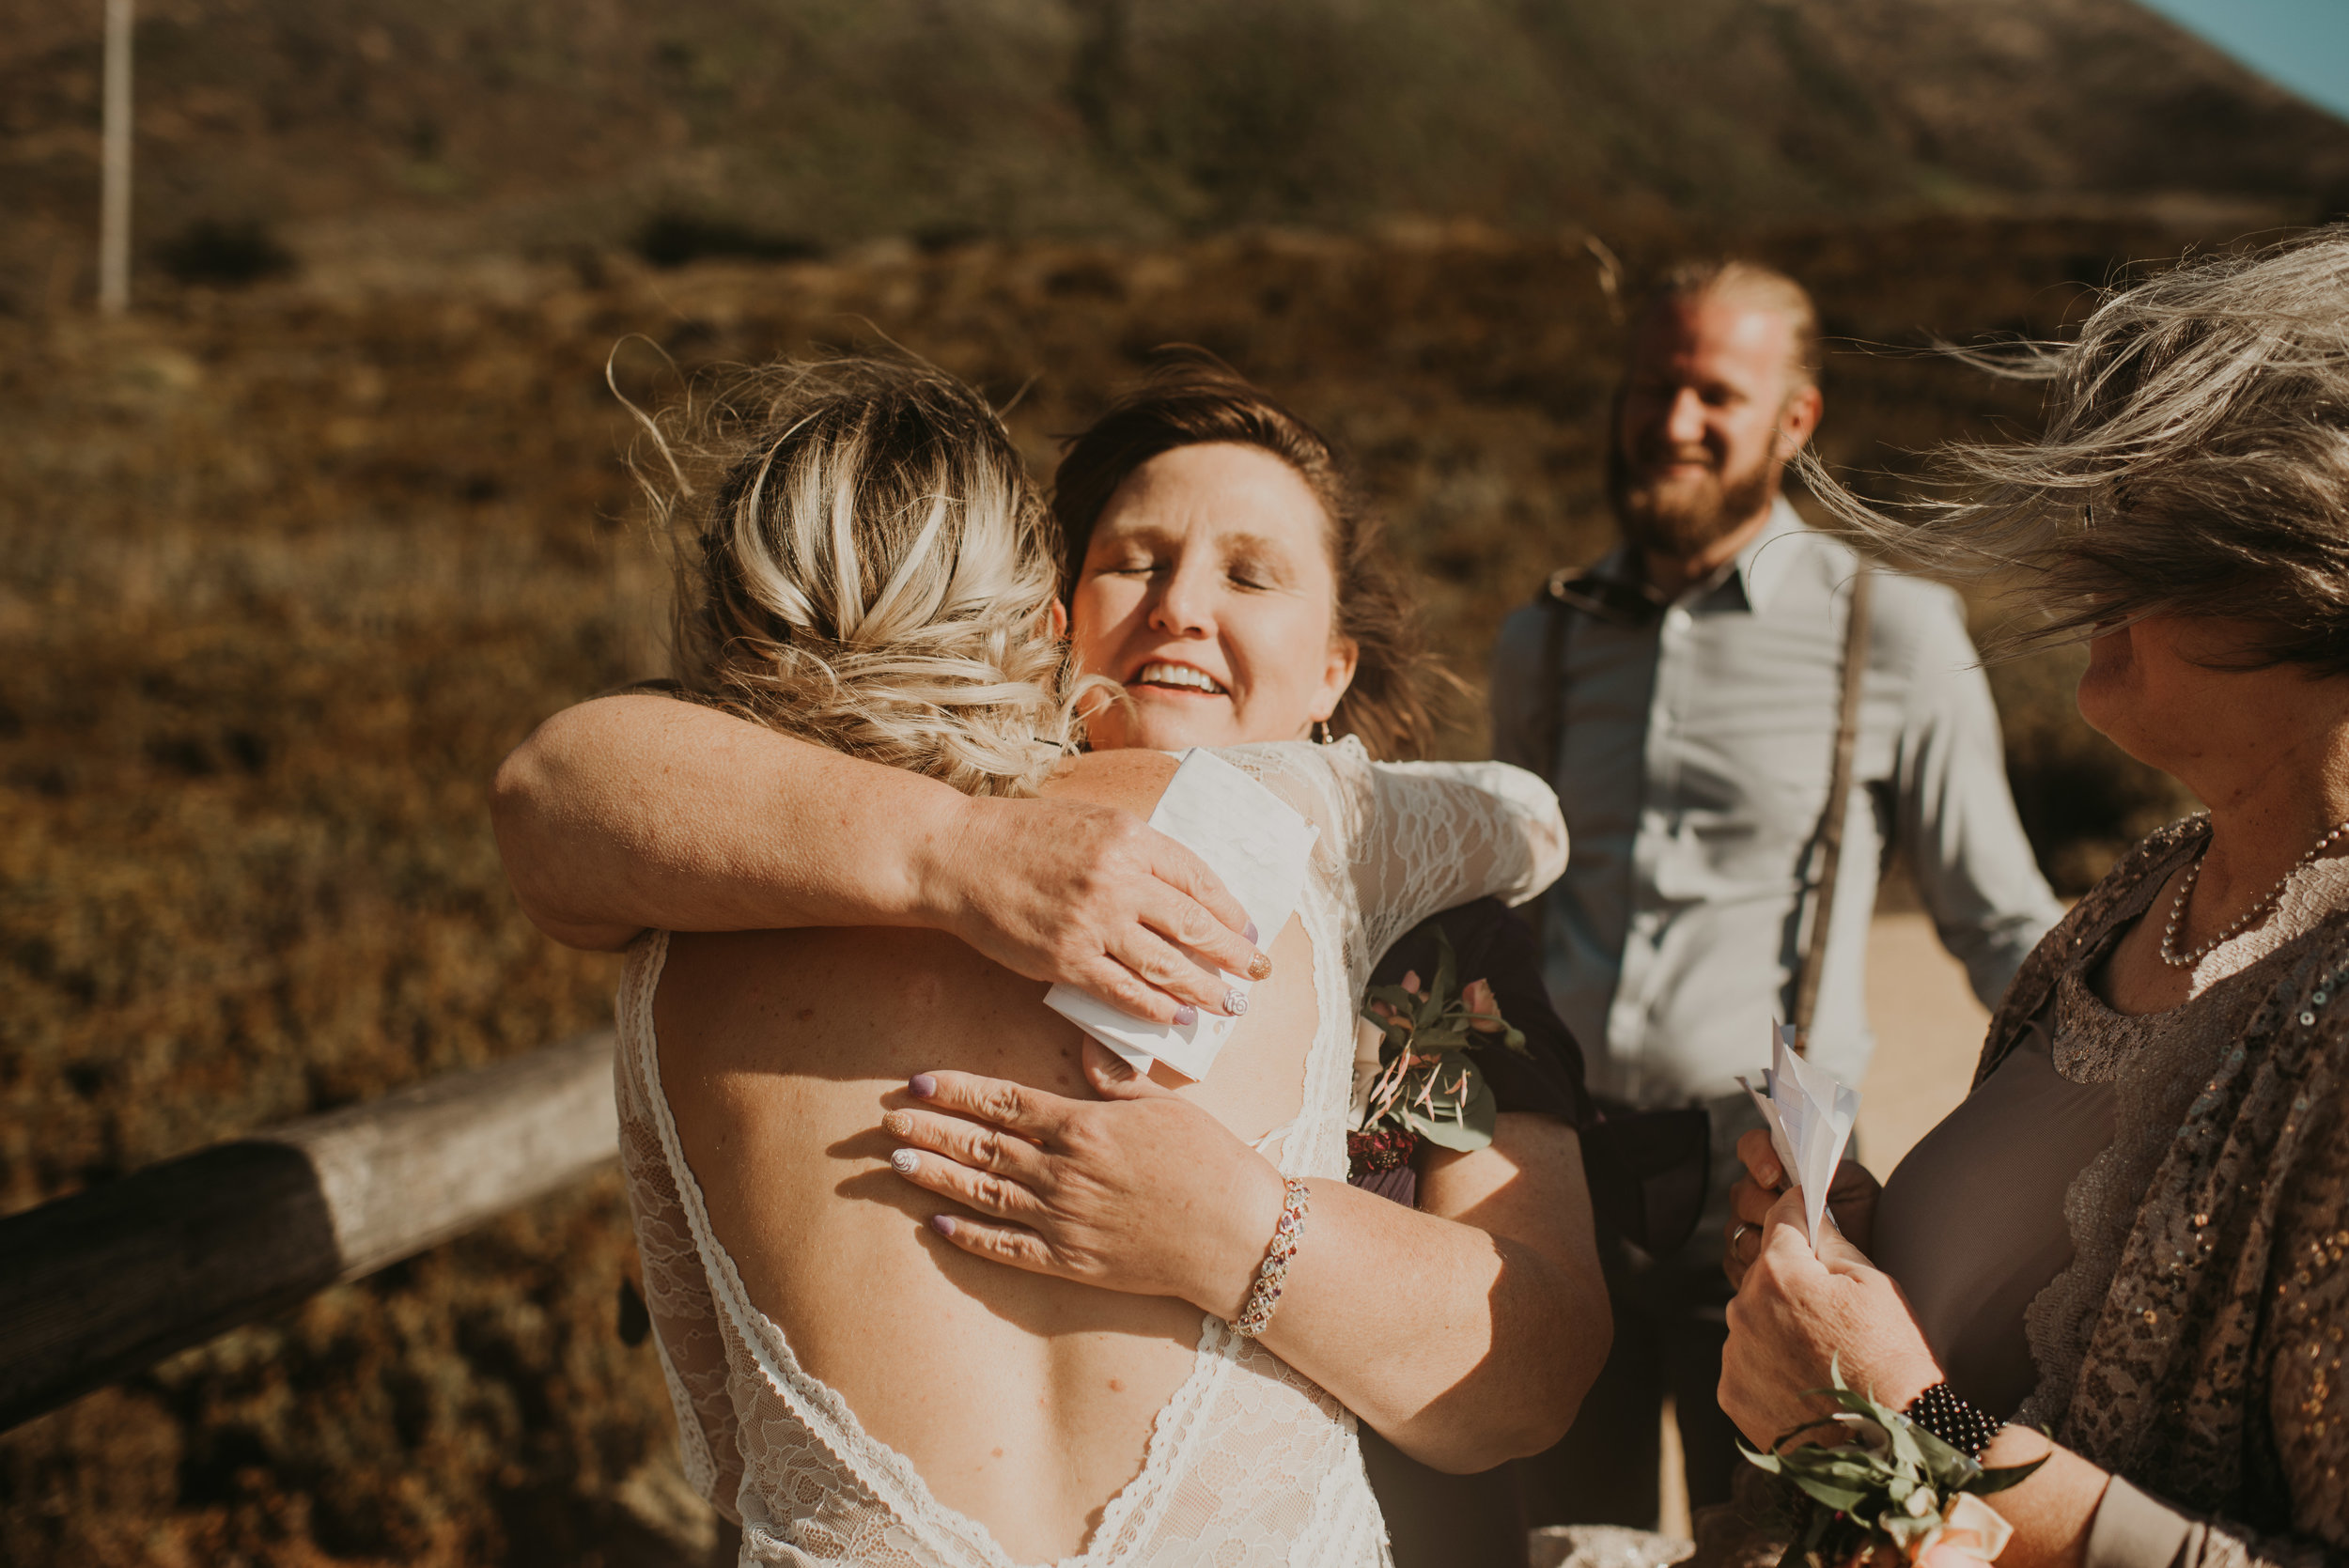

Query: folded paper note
left=1044, top=749, right=1319, bottom=1082
left=1737, top=1024, right=1861, bottom=1254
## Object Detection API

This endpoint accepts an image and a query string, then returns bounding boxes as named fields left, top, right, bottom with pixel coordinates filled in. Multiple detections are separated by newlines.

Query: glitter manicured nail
left=1247, top=953, right=1273, bottom=981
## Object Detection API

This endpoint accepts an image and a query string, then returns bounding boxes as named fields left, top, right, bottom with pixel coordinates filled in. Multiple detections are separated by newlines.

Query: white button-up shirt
left=1489, top=500, right=2063, bottom=1107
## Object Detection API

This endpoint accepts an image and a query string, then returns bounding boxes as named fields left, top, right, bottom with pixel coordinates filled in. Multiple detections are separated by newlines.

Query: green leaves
left=1358, top=928, right=1524, bottom=1154
left=1743, top=1358, right=2046, bottom=1568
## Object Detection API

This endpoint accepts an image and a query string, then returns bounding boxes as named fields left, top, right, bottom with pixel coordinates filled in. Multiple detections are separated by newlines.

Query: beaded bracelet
left=1233, top=1178, right=1313, bottom=1338
left=1904, top=1381, right=2000, bottom=1459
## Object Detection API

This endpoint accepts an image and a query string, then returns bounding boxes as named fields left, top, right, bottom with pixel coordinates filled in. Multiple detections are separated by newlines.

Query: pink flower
left=1461, top=978, right=1501, bottom=1031
left=1401, top=970, right=1423, bottom=996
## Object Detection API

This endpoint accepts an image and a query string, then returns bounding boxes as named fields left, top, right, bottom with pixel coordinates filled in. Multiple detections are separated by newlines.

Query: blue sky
left=2134, top=0, right=2349, bottom=120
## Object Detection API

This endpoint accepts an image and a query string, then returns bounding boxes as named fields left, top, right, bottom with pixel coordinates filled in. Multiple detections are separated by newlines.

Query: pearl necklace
left=2160, top=815, right=2349, bottom=970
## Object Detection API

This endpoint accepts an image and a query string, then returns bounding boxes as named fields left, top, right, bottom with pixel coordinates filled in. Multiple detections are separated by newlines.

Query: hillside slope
left=3, top=0, right=2345, bottom=293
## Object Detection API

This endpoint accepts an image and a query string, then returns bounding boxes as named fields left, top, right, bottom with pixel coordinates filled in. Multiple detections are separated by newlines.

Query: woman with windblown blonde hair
left=610, top=355, right=1602, bottom=1565
left=1715, top=229, right=2349, bottom=1568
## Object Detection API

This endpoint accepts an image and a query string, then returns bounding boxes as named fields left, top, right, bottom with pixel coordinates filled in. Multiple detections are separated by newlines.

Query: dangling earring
left=1313, top=719, right=1333, bottom=745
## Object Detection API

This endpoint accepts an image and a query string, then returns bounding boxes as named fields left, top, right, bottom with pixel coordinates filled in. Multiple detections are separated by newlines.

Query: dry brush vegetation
left=0, top=215, right=2200, bottom=1564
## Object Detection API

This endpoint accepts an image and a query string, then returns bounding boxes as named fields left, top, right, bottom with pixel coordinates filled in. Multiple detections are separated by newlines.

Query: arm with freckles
left=490, top=691, right=1262, bottom=1019
left=885, top=1048, right=1610, bottom=1473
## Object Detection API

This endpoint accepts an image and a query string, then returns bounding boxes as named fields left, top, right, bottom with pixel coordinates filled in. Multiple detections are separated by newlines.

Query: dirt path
left=1857, top=911, right=1995, bottom=1173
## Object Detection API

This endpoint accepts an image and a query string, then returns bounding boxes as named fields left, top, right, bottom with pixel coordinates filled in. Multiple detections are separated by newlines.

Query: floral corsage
left=1347, top=929, right=1529, bottom=1206
left=1743, top=1361, right=2046, bottom=1567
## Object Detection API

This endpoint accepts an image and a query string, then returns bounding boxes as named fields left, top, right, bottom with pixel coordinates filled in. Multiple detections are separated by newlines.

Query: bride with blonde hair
left=611, top=355, right=1604, bottom=1564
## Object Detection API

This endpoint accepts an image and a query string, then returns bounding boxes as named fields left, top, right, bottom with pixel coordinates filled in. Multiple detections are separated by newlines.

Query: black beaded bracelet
left=1903, top=1382, right=2000, bottom=1459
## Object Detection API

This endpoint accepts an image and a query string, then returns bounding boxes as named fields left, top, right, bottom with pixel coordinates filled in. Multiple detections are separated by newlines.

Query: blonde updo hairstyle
left=649, top=356, right=1097, bottom=797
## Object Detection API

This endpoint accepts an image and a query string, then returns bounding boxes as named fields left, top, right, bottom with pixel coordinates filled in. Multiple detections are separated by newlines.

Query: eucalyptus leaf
left=1788, top=1477, right=1872, bottom=1514
left=1888, top=1412, right=1927, bottom=1470
left=1974, top=1455, right=2050, bottom=1496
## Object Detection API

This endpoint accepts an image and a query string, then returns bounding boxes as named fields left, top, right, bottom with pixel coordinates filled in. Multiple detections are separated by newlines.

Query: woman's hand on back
left=880, top=1041, right=1284, bottom=1317
left=927, top=794, right=1268, bottom=1024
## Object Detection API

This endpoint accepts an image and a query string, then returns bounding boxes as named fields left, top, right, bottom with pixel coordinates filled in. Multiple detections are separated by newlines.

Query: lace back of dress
left=609, top=739, right=1562, bottom=1568
left=616, top=914, right=1392, bottom=1567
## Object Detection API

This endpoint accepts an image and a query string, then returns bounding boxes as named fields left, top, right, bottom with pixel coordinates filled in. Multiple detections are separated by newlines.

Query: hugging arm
left=490, top=692, right=1261, bottom=1020
left=888, top=1052, right=1609, bottom=1472
left=886, top=753, right=1600, bottom=1469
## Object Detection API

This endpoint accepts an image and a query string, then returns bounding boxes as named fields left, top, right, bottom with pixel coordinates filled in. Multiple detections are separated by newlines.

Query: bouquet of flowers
left=1743, top=1361, right=2045, bottom=1567
left=1348, top=929, right=1529, bottom=1203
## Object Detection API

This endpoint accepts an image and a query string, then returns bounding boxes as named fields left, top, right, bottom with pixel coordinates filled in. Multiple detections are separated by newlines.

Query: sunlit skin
left=1615, top=294, right=1823, bottom=597
left=1070, top=442, right=1359, bottom=752
left=2077, top=613, right=2349, bottom=1017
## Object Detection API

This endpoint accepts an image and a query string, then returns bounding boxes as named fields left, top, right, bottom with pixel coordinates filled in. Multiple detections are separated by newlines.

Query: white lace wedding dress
left=616, top=738, right=1568, bottom=1567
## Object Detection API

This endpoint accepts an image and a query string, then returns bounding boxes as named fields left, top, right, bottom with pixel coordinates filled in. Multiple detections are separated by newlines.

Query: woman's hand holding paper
left=1719, top=1184, right=1943, bottom=1451
left=1723, top=1126, right=1882, bottom=1286
left=932, top=791, right=1270, bottom=1026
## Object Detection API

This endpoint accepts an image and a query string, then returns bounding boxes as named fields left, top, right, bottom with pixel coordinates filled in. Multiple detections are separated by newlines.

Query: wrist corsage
left=1347, top=929, right=1529, bottom=1205
left=1742, top=1360, right=2046, bottom=1567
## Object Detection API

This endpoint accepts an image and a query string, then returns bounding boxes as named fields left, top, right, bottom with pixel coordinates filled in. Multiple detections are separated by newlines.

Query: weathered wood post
left=0, top=1030, right=618, bottom=1433
left=99, top=0, right=134, bottom=315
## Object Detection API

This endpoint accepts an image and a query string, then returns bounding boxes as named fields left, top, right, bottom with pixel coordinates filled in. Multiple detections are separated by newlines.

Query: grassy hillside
left=4, top=0, right=2346, bottom=310
left=0, top=210, right=2211, bottom=1562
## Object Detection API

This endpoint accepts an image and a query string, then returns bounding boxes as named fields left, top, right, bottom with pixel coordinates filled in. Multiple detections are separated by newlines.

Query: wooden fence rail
left=0, top=1030, right=618, bottom=1433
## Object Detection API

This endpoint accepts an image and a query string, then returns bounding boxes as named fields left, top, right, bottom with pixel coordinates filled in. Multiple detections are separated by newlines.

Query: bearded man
left=1489, top=262, right=2062, bottom=1527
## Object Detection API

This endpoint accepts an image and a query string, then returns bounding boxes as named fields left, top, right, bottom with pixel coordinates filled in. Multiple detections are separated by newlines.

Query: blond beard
left=1608, top=442, right=1784, bottom=563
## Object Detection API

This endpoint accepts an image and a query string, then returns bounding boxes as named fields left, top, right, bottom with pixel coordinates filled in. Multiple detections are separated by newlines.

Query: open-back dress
left=615, top=738, right=1569, bottom=1567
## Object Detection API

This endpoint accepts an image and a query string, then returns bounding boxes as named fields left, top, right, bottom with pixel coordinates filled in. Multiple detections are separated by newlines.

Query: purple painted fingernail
left=1243, top=920, right=1260, bottom=944
left=910, top=1073, right=938, bottom=1098
left=1174, top=1004, right=1198, bottom=1026
left=889, top=1149, right=920, bottom=1175
left=1223, top=988, right=1249, bottom=1017
left=929, top=1214, right=957, bottom=1237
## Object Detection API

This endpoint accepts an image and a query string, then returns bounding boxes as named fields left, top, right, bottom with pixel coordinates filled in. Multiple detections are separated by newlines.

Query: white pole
left=99, top=0, right=133, bottom=316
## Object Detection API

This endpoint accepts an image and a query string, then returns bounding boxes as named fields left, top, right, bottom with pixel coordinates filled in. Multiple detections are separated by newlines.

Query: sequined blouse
left=1966, top=817, right=2349, bottom=1568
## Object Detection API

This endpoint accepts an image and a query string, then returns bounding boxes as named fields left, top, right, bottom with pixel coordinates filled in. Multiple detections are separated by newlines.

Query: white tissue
left=1044, top=749, right=1319, bottom=1082
left=1736, top=1023, right=1861, bottom=1255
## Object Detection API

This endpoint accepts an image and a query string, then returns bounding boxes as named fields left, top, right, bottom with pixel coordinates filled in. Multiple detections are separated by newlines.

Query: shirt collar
left=1595, top=494, right=1811, bottom=617
left=1721, top=495, right=1812, bottom=616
